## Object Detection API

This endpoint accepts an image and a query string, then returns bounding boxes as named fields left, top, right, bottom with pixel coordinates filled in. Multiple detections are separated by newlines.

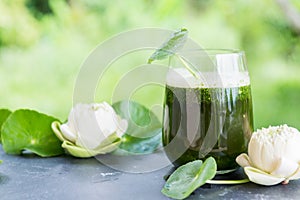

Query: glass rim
left=179, top=48, right=245, bottom=56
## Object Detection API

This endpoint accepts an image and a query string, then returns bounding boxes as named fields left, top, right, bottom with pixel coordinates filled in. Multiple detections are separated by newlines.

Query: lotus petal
left=244, top=166, right=284, bottom=186
left=236, top=153, right=251, bottom=167
left=271, top=157, right=299, bottom=178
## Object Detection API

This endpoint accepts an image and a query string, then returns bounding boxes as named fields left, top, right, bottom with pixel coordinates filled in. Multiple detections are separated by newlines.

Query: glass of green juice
left=162, top=49, right=254, bottom=173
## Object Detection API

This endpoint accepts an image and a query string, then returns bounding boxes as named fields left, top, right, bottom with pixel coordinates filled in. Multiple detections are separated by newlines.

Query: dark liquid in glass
left=163, top=84, right=253, bottom=171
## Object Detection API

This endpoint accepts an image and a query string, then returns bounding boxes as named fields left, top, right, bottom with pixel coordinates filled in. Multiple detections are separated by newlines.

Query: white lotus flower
left=236, top=125, right=300, bottom=186
left=51, top=102, right=128, bottom=158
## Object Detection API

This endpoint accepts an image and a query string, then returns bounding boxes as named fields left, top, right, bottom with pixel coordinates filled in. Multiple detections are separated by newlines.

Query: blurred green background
left=1, top=0, right=300, bottom=129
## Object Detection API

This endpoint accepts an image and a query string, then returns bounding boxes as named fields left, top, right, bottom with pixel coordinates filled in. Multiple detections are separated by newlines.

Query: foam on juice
left=166, top=68, right=250, bottom=88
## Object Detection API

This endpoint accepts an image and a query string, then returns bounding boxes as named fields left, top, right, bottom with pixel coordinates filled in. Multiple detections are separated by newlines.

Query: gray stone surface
left=0, top=147, right=300, bottom=200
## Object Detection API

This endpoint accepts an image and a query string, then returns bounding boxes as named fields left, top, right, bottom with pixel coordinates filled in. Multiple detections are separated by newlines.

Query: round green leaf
left=113, top=100, right=161, bottom=138
left=0, top=109, right=12, bottom=142
left=147, top=28, right=188, bottom=63
left=113, top=130, right=162, bottom=155
left=161, top=157, right=217, bottom=200
left=1, top=109, right=64, bottom=157
left=112, top=101, right=162, bottom=154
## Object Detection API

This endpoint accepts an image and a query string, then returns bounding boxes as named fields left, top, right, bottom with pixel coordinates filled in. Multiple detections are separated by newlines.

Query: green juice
left=162, top=72, right=253, bottom=171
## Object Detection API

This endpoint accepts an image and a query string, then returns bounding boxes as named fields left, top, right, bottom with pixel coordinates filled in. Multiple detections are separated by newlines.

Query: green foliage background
left=1, top=0, right=300, bottom=129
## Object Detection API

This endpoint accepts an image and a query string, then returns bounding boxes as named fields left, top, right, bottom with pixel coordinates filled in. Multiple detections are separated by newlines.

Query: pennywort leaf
left=1, top=109, right=64, bottom=157
left=118, top=130, right=161, bottom=154
left=0, top=109, right=12, bottom=142
left=112, top=130, right=162, bottom=156
left=147, top=28, right=188, bottom=64
left=112, top=100, right=162, bottom=155
left=112, top=100, right=161, bottom=138
left=147, top=28, right=200, bottom=79
left=161, top=157, right=217, bottom=200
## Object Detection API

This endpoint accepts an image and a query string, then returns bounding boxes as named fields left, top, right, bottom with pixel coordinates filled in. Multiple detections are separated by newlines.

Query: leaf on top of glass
left=147, top=28, right=188, bottom=64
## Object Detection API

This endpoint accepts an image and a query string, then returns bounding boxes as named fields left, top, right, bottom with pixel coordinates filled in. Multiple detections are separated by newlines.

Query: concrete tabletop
left=0, top=146, right=299, bottom=200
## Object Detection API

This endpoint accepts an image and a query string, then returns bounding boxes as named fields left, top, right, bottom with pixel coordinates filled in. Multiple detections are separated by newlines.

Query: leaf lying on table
left=147, top=28, right=188, bottom=64
left=1, top=109, right=64, bottom=157
left=0, top=109, right=12, bottom=143
left=112, top=100, right=162, bottom=155
left=161, top=157, right=217, bottom=200
left=112, top=130, right=162, bottom=156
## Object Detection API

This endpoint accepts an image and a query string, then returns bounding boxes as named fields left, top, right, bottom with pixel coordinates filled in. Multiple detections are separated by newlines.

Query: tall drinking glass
left=162, top=49, right=253, bottom=173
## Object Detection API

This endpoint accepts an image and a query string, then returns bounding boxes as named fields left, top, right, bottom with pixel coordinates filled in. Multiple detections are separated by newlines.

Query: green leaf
left=113, top=130, right=162, bottom=155
left=112, top=100, right=162, bottom=154
left=161, top=157, right=217, bottom=200
left=112, top=100, right=161, bottom=138
left=0, top=109, right=12, bottom=142
left=1, top=109, right=64, bottom=157
left=147, top=28, right=188, bottom=64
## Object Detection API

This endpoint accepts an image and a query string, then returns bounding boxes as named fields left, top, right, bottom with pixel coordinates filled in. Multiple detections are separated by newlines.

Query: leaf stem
left=176, top=54, right=200, bottom=79
left=206, top=178, right=250, bottom=185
